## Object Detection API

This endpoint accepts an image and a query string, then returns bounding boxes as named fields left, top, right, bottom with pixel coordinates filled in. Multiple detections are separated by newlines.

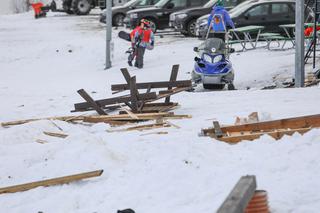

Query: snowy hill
left=0, top=11, right=320, bottom=213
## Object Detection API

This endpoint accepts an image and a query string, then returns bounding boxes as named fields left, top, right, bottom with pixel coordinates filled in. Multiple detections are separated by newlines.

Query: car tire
left=72, top=0, right=91, bottom=15
left=113, top=13, right=125, bottom=26
left=187, top=19, right=197, bottom=37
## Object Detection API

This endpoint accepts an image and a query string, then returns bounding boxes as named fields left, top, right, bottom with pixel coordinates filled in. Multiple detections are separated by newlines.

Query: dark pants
left=135, top=46, right=146, bottom=68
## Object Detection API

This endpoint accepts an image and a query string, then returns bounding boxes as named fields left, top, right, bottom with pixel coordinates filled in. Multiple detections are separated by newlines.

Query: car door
left=236, top=3, right=270, bottom=29
left=158, top=0, right=188, bottom=27
left=268, top=2, right=294, bottom=32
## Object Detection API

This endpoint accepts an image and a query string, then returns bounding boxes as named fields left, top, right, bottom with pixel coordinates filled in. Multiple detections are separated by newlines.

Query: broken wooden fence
left=72, top=65, right=192, bottom=114
left=202, top=114, right=320, bottom=143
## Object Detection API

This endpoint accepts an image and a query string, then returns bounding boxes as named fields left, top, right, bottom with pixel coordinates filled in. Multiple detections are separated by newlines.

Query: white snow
left=1, top=11, right=320, bottom=213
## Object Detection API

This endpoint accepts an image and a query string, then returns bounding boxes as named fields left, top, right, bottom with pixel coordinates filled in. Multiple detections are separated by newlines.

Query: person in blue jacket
left=207, top=0, right=235, bottom=41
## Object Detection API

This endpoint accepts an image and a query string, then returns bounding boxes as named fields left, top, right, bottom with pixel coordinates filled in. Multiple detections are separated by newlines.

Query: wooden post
left=129, top=76, right=139, bottom=112
left=0, top=170, right=103, bottom=194
left=120, top=68, right=131, bottom=84
left=77, top=89, right=107, bottom=115
left=217, top=175, right=257, bottom=213
left=165, top=64, right=179, bottom=103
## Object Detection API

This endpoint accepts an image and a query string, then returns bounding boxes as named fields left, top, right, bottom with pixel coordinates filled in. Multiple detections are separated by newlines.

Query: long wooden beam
left=203, top=114, right=320, bottom=135
left=74, top=92, right=157, bottom=110
left=217, top=176, right=257, bottom=213
left=0, top=170, right=103, bottom=194
left=83, top=113, right=191, bottom=123
left=111, top=80, right=192, bottom=91
left=77, top=89, right=107, bottom=115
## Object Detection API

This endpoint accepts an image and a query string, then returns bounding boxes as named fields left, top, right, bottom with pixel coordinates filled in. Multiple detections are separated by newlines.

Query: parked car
left=100, top=0, right=161, bottom=26
left=124, top=0, right=210, bottom=32
left=169, top=0, right=246, bottom=37
left=195, top=0, right=314, bottom=38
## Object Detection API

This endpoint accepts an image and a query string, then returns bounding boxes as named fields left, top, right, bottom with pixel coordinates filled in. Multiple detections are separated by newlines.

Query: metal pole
left=313, top=0, right=317, bottom=69
left=295, top=0, right=305, bottom=87
left=105, top=0, right=112, bottom=69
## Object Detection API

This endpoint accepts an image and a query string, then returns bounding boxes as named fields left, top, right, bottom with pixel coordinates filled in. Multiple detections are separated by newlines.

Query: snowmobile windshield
left=199, top=38, right=226, bottom=55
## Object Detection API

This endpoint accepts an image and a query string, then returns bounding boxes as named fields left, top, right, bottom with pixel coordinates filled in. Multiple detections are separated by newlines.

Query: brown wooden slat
left=111, top=80, right=192, bottom=91
left=203, top=114, right=320, bottom=135
left=120, top=68, right=131, bottom=83
left=215, top=127, right=312, bottom=143
left=74, top=92, right=157, bottom=110
left=0, top=170, right=103, bottom=194
left=129, top=76, right=138, bottom=112
left=165, top=64, right=179, bottom=103
left=77, top=89, right=107, bottom=115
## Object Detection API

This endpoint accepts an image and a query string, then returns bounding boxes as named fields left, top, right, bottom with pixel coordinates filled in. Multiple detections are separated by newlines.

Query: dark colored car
left=196, top=0, right=314, bottom=38
left=100, top=0, right=161, bottom=26
left=124, top=0, right=210, bottom=32
left=169, top=0, right=246, bottom=37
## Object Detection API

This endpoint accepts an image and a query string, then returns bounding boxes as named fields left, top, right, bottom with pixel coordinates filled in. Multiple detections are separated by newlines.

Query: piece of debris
left=43, top=131, right=68, bottom=139
left=35, top=139, right=48, bottom=144
left=0, top=170, right=103, bottom=195
left=1, top=113, right=191, bottom=127
left=234, top=112, right=259, bottom=125
left=202, top=114, right=320, bottom=143
left=140, top=131, right=168, bottom=136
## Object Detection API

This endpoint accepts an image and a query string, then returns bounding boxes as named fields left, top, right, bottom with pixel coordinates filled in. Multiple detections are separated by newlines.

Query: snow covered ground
left=1, top=10, right=320, bottom=213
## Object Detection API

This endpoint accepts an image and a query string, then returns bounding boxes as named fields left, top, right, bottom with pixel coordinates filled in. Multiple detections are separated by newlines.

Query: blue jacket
left=207, top=6, right=235, bottom=32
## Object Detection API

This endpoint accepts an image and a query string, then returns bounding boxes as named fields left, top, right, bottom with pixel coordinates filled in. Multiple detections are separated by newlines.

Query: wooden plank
left=74, top=92, right=157, bottom=110
left=120, top=68, right=131, bottom=83
left=77, top=89, right=107, bottom=115
left=129, top=76, right=139, bottom=112
left=83, top=113, right=191, bottom=123
left=1, top=116, right=86, bottom=127
left=43, top=131, right=68, bottom=139
left=202, top=114, right=320, bottom=135
left=148, top=87, right=191, bottom=102
left=215, top=127, right=312, bottom=143
left=165, top=64, right=179, bottom=103
left=107, top=123, right=170, bottom=132
left=217, top=175, right=257, bottom=213
left=0, top=170, right=103, bottom=194
left=111, top=80, right=192, bottom=91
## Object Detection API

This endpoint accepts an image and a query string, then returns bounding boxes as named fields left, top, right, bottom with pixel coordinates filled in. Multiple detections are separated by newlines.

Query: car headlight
left=169, top=13, right=176, bottom=21
left=176, top=13, right=187, bottom=19
left=199, top=18, right=207, bottom=26
left=130, top=13, right=138, bottom=19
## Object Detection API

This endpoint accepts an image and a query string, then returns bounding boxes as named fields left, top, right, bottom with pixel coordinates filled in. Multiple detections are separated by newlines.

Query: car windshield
left=123, top=0, right=139, bottom=7
left=229, top=2, right=252, bottom=17
left=203, top=0, right=217, bottom=8
left=155, top=0, right=169, bottom=8
left=136, top=0, right=151, bottom=6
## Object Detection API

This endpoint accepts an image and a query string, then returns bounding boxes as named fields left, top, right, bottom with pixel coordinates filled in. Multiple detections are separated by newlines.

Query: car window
left=169, top=0, right=187, bottom=7
left=271, top=3, right=290, bottom=14
left=246, top=4, right=269, bottom=17
left=224, top=0, right=239, bottom=8
left=136, top=0, right=151, bottom=6
left=152, top=0, right=161, bottom=4
left=189, top=0, right=207, bottom=7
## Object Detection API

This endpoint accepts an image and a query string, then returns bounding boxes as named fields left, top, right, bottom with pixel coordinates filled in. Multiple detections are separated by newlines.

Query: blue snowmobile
left=192, top=37, right=235, bottom=90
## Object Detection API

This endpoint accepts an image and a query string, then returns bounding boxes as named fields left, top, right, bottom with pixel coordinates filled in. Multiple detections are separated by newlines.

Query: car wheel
left=187, top=19, right=197, bottom=37
left=113, top=13, right=125, bottom=26
left=148, top=19, right=157, bottom=33
left=72, top=0, right=91, bottom=15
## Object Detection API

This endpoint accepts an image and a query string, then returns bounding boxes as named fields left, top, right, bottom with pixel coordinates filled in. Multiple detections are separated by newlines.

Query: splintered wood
left=202, top=114, right=320, bottom=143
left=1, top=113, right=191, bottom=127
left=0, top=170, right=103, bottom=194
